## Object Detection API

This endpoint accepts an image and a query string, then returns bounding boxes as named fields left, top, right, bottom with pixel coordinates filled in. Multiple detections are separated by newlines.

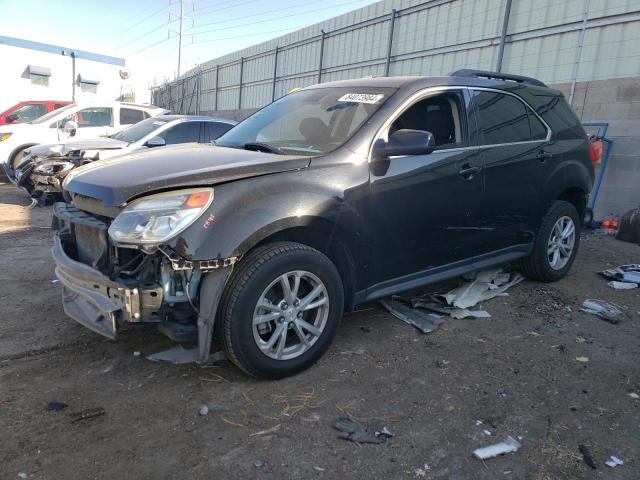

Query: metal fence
left=151, top=0, right=640, bottom=114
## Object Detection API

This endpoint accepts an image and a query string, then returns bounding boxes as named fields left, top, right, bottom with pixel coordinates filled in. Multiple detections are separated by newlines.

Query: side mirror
left=145, top=136, right=166, bottom=148
left=372, top=129, right=435, bottom=160
left=6, top=113, right=18, bottom=123
left=63, top=120, right=78, bottom=137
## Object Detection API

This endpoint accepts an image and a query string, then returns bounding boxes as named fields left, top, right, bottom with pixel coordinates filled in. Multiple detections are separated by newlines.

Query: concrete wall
left=553, top=76, right=640, bottom=218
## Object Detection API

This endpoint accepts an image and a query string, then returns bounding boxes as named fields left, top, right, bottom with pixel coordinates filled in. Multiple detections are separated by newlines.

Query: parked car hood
left=64, top=143, right=312, bottom=207
left=61, top=138, right=128, bottom=151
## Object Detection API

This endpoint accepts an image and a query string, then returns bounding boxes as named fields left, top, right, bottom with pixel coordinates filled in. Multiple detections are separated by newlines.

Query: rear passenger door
left=158, top=121, right=201, bottom=145
left=470, top=88, right=552, bottom=252
left=203, top=121, right=234, bottom=143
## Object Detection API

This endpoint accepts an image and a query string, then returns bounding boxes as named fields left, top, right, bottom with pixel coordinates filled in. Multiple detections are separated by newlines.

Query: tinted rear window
left=472, top=91, right=532, bottom=144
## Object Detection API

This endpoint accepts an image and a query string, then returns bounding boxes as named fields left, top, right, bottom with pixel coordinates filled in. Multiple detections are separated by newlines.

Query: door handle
left=458, top=164, right=481, bottom=179
left=537, top=150, right=552, bottom=163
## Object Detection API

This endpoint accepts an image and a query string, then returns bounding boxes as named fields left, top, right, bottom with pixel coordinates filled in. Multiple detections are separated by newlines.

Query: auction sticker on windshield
left=338, top=93, right=384, bottom=104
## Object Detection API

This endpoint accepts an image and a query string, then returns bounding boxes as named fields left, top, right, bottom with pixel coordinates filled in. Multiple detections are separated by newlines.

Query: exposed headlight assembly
left=108, top=188, right=214, bottom=246
left=33, top=161, right=75, bottom=175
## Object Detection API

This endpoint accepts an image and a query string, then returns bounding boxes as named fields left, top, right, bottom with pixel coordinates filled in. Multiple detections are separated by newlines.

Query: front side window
left=112, top=117, right=168, bottom=143
left=13, top=104, right=47, bottom=122
left=59, top=107, right=113, bottom=128
left=159, top=122, right=201, bottom=144
left=216, top=87, right=396, bottom=155
left=388, top=90, right=467, bottom=149
left=120, top=108, right=145, bottom=125
left=472, top=90, right=547, bottom=145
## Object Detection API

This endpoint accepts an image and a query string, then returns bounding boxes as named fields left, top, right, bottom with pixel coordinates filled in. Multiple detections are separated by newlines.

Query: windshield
left=30, top=103, right=77, bottom=124
left=216, top=87, right=396, bottom=155
left=112, top=117, right=168, bottom=143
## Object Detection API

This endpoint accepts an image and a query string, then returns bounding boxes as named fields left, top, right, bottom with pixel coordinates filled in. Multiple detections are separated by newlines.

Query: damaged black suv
left=52, top=70, right=593, bottom=378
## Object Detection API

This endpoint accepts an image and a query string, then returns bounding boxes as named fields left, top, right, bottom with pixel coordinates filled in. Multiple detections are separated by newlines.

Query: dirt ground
left=1, top=180, right=639, bottom=480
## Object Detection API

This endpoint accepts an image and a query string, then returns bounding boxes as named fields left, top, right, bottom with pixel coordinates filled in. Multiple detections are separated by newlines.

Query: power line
left=188, top=0, right=323, bottom=31
left=116, top=19, right=173, bottom=49
left=114, top=4, right=169, bottom=39
left=130, top=36, right=171, bottom=56
left=192, top=0, right=258, bottom=15
left=189, top=0, right=373, bottom=38
left=189, top=25, right=309, bottom=45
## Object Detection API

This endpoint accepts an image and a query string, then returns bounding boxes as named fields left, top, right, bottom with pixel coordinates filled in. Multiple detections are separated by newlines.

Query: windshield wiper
left=242, top=142, right=282, bottom=154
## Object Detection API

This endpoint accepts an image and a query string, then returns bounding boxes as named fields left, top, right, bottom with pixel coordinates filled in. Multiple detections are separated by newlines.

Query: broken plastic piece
left=442, top=270, right=523, bottom=309
left=473, top=436, right=522, bottom=459
left=47, top=401, right=67, bottom=411
left=605, top=455, right=623, bottom=468
left=579, top=444, right=597, bottom=469
left=375, top=426, right=395, bottom=439
left=334, top=417, right=387, bottom=444
left=380, top=298, right=444, bottom=334
left=581, top=299, right=622, bottom=324
left=146, top=345, right=199, bottom=364
left=608, top=281, right=638, bottom=290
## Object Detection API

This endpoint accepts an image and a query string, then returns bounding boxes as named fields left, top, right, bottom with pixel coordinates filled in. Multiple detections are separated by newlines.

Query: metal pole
left=196, top=66, right=201, bottom=115
left=569, top=0, right=591, bottom=106
left=177, top=0, right=184, bottom=78
left=384, top=9, right=396, bottom=76
left=214, top=65, right=219, bottom=111
left=318, top=30, right=326, bottom=83
left=495, top=0, right=512, bottom=72
left=271, top=46, right=279, bottom=102
left=238, top=57, right=244, bottom=110
left=71, top=52, right=76, bottom=101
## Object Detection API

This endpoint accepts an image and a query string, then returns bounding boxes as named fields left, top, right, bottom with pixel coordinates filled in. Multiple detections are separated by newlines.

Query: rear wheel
left=521, top=200, right=580, bottom=282
left=217, top=241, right=344, bottom=379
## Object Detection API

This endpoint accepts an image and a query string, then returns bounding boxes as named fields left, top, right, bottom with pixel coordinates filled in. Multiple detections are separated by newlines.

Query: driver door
left=59, top=107, right=113, bottom=140
left=368, top=88, right=486, bottom=285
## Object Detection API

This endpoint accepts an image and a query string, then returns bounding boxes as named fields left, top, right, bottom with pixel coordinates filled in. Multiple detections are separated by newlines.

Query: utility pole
left=169, top=0, right=193, bottom=78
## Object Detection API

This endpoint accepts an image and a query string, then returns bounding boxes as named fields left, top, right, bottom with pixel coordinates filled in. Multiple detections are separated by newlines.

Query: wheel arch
left=248, top=220, right=362, bottom=312
left=557, top=186, right=588, bottom=220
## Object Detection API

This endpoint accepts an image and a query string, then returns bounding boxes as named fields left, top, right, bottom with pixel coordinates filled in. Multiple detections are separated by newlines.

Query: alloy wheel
left=547, top=215, right=576, bottom=270
left=252, top=270, right=329, bottom=360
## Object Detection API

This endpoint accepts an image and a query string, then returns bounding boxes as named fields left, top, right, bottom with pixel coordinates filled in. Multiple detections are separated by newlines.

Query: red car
left=0, top=100, right=71, bottom=126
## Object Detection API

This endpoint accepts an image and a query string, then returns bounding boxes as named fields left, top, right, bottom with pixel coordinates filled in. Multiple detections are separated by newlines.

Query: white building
left=0, top=35, right=136, bottom=113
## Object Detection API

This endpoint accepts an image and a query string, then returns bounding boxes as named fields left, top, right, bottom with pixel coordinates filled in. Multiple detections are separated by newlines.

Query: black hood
left=64, top=143, right=311, bottom=207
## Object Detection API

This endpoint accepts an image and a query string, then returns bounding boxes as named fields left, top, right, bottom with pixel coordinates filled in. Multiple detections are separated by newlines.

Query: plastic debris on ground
left=333, top=417, right=394, bottom=444
left=473, top=436, right=522, bottom=460
left=379, top=298, right=444, bottom=334
left=599, top=264, right=640, bottom=286
left=146, top=345, right=226, bottom=364
left=608, top=281, right=638, bottom=290
left=47, top=401, right=67, bottom=411
left=579, top=444, right=597, bottom=469
left=380, top=269, right=523, bottom=331
left=199, top=405, right=209, bottom=416
left=581, top=299, right=623, bottom=324
left=605, top=456, right=624, bottom=468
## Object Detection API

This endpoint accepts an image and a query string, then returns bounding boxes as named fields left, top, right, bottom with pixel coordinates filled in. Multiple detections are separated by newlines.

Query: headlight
left=0, top=133, right=12, bottom=142
left=108, top=188, right=214, bottom=246
left=33, top=161, right=75, bottom=175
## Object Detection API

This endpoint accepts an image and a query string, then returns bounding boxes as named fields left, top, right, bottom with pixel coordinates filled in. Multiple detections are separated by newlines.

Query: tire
left=10, top=146, right=32, bottom=170
left=521, top=200, right=581, bottom=282
left=217, top=241, right=344, bottom=379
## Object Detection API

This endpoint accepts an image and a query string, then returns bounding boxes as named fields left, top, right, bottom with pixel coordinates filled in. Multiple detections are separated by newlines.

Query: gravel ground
left=1, top=180, right=639, bottom=480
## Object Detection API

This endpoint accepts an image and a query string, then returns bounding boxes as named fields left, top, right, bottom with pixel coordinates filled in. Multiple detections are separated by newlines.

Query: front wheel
left=521, top=200, right=581, bottom=282
left=217, top=241, right=344, bottom=379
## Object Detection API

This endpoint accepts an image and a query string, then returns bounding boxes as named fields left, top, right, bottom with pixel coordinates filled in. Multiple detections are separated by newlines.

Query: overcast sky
left=0, top=0, right=377, bottom=94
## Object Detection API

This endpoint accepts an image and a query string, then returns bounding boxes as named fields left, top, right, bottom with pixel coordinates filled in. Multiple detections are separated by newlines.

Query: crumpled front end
left=51, top=200, right=232, bottom=362
left=16, top=145, right=92, bottom=203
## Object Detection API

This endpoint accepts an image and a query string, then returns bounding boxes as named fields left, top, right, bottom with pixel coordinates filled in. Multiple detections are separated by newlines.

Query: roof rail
left=449, top=69, right=547, bottom=88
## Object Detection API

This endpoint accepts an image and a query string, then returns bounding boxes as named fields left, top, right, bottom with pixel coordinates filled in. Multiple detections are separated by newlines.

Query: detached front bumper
left=52, top=201, right=163, bottom=339
left=52, top=236, right=163, bottom=338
